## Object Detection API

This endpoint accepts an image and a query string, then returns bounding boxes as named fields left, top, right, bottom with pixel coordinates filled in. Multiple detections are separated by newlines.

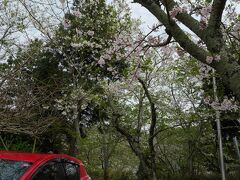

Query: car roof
left=0, top=151, right=78, bottom=163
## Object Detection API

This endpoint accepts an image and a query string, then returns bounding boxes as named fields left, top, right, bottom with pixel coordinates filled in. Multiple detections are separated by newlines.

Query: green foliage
left=2, top=0, right=240, bottom=179
left=205, top=0, right=212, bottom=4
left=54, top=1, right=130, bottom=84
left=109, top=170, right=136, bottom=180
left=2, top=0, right=8, bottom=7
left=0, top=133, right=36, bottom=152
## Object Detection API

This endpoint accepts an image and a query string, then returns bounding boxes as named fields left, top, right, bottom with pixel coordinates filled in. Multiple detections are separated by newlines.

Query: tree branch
left=160, top=0, right=205, bottom=41
left=207, top=0, right=227, bottom=35
left=134, top=0, right=209, bottom=63
left=205, top=0, right=226, bottom=53
left=144, top=34, right=172, bottom=48
left=138, top=78, right=156, bottom=157
left=134, top=0, right=240, bottom=101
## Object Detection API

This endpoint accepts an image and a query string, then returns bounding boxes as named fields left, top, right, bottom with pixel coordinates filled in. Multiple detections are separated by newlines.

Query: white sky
left=125, top=0, right=158, bottom=32
left=107, top=0, right=158, bottom=32
left=108, top=0, right=240, bottom=33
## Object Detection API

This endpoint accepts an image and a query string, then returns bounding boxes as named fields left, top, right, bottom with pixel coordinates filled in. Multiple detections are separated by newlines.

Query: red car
left=0, top=151, right=89, bottom=180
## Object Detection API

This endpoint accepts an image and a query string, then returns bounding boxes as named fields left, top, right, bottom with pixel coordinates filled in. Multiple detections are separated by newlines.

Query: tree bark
left=138, top=78, right=158, bottom=180
left=67, top=100, right=82, bottom=157
left=137, top=159, right=155, bottom=180
left=102, top=129, right=109, bottom=180
left=111, top=112, right=158, bottom=180
left=188, top=140, right=194, bottom=177
left=67, top=135, right=78, bottom=156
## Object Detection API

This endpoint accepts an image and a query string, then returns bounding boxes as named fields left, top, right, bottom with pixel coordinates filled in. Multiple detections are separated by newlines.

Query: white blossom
left=87, top=30, right=95, bottom=36
left=98, top=57, right=105, bottom=66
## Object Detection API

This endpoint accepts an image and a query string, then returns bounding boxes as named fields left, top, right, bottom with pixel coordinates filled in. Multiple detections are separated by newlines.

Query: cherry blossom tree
left=133, top=0, right=240, bottom=101
left=0, top=0, right=140, bottom=154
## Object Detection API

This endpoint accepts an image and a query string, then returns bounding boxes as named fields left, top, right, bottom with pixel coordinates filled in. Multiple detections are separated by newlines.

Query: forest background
left=0, top=0, right=240, bottom=179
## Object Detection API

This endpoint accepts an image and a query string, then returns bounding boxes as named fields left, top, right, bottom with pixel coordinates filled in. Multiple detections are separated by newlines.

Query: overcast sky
left=108, top=0, right=240, bottom=33
left=107, top=0, right=158, bottom=32
left=125, top=0, right=158, bottom=31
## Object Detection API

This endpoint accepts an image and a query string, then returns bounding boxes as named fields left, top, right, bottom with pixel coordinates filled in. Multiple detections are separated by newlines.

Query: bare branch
left=144, top=34, right=172, bottom=48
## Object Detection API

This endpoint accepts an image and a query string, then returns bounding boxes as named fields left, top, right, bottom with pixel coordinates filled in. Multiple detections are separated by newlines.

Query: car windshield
left=0, top=159, right=32, bottom=180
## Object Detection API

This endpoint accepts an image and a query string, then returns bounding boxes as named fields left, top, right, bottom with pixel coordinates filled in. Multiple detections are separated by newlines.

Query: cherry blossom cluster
left=169, top=6, right=188, bottom=18
left=198, top=5, right=212, bottom=30
left=63, top=0, right=142, bottom=78
left=199, top=63, right=213, bottom=80
left=204, top=96, right=238, bottom=111
left=224, top=1, right=238, bottom=22
left=54, top=88, right=90, bottom=121
left=206, top=55, right=221, bottom=64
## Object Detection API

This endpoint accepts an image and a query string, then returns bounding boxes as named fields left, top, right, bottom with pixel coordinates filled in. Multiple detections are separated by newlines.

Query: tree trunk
left=67, top=119, right=81, bottom=157
left=137, top=159, right=156, bottom=180
left=102, top=131, right=109, bottom=180
left=188, top=140, right=194, bottom=177
left=71, top=100, right=83, bottom=156
left=74, top=117, right=81, bottom=154
left=67, top=135, right=78, bottom=156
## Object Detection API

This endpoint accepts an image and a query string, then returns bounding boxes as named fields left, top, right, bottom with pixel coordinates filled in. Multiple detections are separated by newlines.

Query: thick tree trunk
left=67, top=119, right=82, bottom=157
left=111, top=78, right=159, bottom=180
left=74, top=117, right=81, bottom=153
left=67, top=101, right=82, bottom=157
left=67, top=135, right=78, bottom=156
left=137, top=160, right=153, bottom=180
left=114, top=121, right=158, bottom=180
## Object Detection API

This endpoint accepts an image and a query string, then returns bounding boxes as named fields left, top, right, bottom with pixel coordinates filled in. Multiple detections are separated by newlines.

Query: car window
left=31, top=161, right=62, bottom=180
left=62, top=161, right=79, bottom=180
left=0, top=159, right=32, bottom=180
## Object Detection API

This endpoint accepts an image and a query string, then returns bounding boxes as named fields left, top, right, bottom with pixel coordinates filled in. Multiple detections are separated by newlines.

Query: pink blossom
left=98, top=58, right=105, bottom=66
left=205, top=96, right=239, bottom=111
left=63, top=18, right=71, bottom=29
left=170, top=8, right=180, bottom=18
left=73, top=10, right=82, bottom=18
left=204, top=96, right=211, bottom=104
left=200, top=5, right=212, bottom=17
left=210, top=101, right=221, bottom=110
left=206, top=56, right=213, bottom=64
left=200, top=18, right=207, bottom=30
left=199, top=63, right=213, bottom=79
left=220, top=97, right=233, bottom=111
left=176, top=47, right=185, bottom=56
left=214, top=55, right=221, bottom=62
left=220, top=97, right=238, bottom=111
left=76, top=28, right=83, bottom=36
left=169, top=6, right=187, bottom=18
left=103, top=54, right=111, bottom=60
left=147, top=35, right=159, bottom=44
